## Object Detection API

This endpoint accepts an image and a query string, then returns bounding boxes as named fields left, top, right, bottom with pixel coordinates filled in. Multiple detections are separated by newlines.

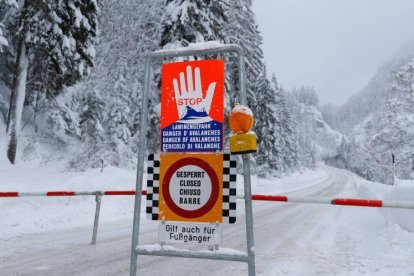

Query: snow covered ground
left=1, top=150, right=414, bottom=275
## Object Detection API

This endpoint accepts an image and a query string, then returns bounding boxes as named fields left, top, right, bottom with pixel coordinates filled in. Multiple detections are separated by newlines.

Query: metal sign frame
left=130, top=44, right=256, bottom=276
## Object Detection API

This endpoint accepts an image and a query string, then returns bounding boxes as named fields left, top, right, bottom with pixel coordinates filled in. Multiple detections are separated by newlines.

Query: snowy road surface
left=1, top=166, right=414, bottom=275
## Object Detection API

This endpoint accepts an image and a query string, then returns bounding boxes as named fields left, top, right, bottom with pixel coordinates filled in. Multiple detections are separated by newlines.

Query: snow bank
left=0, top=128, right=138, bottom=239
left=0, top=164, right=138, bottom=239
left=383, top=179, right=414, bottom=232
left=353, top=174, right=414, bottom=232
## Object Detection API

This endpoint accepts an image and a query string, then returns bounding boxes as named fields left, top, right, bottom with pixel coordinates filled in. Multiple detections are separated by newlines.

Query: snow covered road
left=1, top=166, right=414, bottom=275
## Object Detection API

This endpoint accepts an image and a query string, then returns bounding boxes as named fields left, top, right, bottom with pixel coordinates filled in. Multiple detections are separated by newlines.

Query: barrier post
left=91, top=194, right=102, bottom=245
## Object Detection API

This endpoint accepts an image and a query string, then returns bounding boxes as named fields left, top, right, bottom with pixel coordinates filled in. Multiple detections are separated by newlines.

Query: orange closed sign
left=158, top=154, right=223, bottom=223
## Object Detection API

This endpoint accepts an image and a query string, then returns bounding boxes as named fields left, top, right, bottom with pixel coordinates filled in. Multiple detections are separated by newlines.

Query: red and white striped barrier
left=0, top=190, right=147, bottom=245
left=0, top=190, right=144, bottom=197
left=1, top=190, right=413, bottom=246
left=1, top=190, right=413, bottom=210
left=247, top=194, right=414, bottom=209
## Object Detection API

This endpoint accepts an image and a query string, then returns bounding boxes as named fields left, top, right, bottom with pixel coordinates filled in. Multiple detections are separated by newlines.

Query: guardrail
left=2, top=190, right=413, bottom=245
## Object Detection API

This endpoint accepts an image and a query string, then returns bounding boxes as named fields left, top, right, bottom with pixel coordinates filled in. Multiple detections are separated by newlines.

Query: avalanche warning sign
left=160, top=60, right=224, bottom=153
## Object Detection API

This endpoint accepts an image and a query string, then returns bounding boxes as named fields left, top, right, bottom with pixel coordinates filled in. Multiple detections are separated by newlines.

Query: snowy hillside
left=287, top=86, right=348, bottom=169
left=326, top=39, right=414, bottom=183
left=326, top=37, right=414, bottom=134
left=298, top=103, right=345, bottom=157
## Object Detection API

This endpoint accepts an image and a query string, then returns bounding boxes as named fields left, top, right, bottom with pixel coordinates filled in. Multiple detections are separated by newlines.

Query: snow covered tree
left=0, top=1, right=19, bottom=125
left=5, top=0, right=30, bottom=164
left=321, top=103, right=341, bottom=131
left=347, top=139, right=390, bottom=183
left=224, top=0, right=263, bottom=110
left=5, top=0, right=98, bottom=163
left=40, top=97, right=80, bottom=143
left=0, top=0, right=16, bottom=6
left=0, top=23, right=8, bottom=53
left=253, top=71, right=283, bottom=174
left=160, top=0, right=227, bottom=49
left=223, top=1, right=301, bottom=173
left=75, top=0, right=163, bottom=158
left=292, top=86, right=319, bottom=107
left=67, top=87, right=105, bottom=170
left=272, top=75, right=299, bottom=170
left=368, top=59, right=414, bottom=180
left=391, top=58, right=414, bottom=109
left=0, top=0, right=17, bottom=48
left=105, top=72, right=134, bottom=167
left=287, top=85, right=348, bottom=170
left=79, top=88, right=105, bottom=143
left=0, top=1, right=16, bottom=93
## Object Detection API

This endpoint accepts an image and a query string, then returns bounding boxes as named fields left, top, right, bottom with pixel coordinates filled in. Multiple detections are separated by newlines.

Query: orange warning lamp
left=228, top=104, right=257, bottom=154
left=228, top=104, right=254, bottom=134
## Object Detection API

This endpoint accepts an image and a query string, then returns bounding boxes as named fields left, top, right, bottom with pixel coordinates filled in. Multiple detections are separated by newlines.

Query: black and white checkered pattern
left=146, top=154, right=160, bottom=220
left=222, top=154, right=237, bottom=224
left=146, top=153, right=237, bottom=223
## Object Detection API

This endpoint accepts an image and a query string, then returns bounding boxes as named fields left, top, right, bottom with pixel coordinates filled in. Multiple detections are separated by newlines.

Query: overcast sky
left=252, top=0, right=414, bottom=105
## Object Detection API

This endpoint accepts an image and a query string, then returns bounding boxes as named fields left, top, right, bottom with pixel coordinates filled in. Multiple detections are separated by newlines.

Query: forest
left=1, top=0, right=413, bottom=184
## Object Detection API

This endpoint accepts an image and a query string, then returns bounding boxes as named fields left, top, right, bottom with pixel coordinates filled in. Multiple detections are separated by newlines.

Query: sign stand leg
left=243, top=154, right=256, bottom=276
left=130, top=57, right=151, bottom=276
left=214, top=222, right=220, bottom=250
left=160, top=219, right=166, bottom=247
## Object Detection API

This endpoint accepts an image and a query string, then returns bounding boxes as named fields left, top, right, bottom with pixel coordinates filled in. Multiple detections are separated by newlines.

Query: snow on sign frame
left=160, top=60, right=224, bottom=153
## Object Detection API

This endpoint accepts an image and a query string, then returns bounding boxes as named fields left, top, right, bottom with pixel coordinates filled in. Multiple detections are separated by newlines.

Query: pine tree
left=253, top=70, right=283, bottom=174
left=224, top=0, right=300, bottom=173
left=0, top=23, right=8, bottom=53
left=288, top=88, right=319, bottom=169
left=77, top=0, right=163, bottom=157
left=105, top=72, right=133, bottom=166
left=272, top=75, right=299, bottom=170
left=160, top=0, right=228, bottom=49
left=66, top=87, right=106, bottom=170
left=79, top=88, right=105, bottom=143
left=0, top=0, right=16, bottom=6
left=348, top=139, right=389, bottom=183
left=24, top=0, right=98, bottom=95
left=391, top=58, right=414, bottom=108
left=368, top=58, right=414, bottom=180
left=5, top=0, right=98, bottom=163
left=0, top=1, right=16, bottom=96
left=224, top=0, right=263, bottom=111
